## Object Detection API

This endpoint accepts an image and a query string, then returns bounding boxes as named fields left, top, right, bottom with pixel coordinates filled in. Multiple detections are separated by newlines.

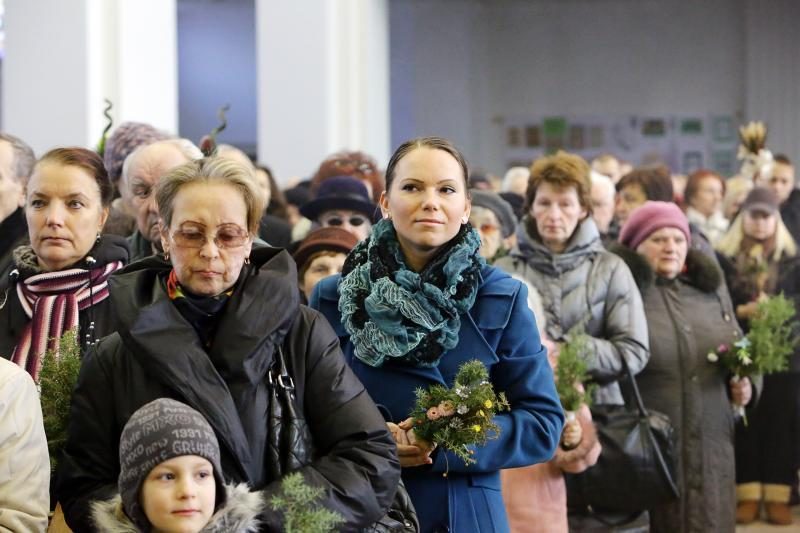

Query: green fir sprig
left=269, top=472, right=344, bottom=533
left=555, top=332, right=596, bottom=413
left=39, top=328, right=82, bottom=471
left=707, top=294, right=798, bottom=425
left=409, top=359, right=510, bottom=465
left=708, top=294, right=798, bottom=378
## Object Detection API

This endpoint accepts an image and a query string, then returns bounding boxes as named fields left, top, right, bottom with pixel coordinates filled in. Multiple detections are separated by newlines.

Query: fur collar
left=11, top=245, right=40, bottom=275
left=91, top=483, right=263, bottom=532
left=608, top=243, right=721, bottom=294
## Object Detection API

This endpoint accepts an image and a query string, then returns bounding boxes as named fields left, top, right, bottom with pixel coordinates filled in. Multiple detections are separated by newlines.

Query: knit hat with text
left=118, top=398, right=226, bottom=530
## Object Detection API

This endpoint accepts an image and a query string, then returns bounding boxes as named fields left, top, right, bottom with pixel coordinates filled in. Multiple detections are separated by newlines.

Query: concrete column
left=3, top=0, right=177, bottom=155
left=256, top=0, right=390, bottom=181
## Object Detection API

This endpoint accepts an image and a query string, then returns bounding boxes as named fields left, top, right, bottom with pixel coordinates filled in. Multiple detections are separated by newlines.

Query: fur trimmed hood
left=90, top=483, right=263, bottom=533
left=608, top=243, right=721, bottom=294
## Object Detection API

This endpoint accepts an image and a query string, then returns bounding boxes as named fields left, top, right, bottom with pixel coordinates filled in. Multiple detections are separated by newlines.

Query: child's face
left=141, top=455, right=216, bottom=533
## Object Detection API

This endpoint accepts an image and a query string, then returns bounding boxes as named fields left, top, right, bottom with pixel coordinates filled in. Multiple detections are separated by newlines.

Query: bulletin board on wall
left=504, top=114, right=739, bottom=176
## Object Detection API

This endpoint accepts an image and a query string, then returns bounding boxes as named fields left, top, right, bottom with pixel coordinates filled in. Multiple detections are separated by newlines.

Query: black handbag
left=565, top=355, right=680, bottom=514
left=267, top=345, right=419, bottom=532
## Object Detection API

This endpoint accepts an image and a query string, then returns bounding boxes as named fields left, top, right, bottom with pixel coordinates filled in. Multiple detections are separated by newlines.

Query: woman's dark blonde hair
left=155, top=157, right=265, bottom=234
left=524, top=151, right=592, bottom=214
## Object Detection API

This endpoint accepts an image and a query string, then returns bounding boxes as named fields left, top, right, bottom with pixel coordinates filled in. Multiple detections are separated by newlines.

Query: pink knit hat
left=619, top=201, right=691, bottom=250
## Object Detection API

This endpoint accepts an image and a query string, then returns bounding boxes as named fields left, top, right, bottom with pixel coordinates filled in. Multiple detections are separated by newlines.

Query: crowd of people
left=0, top=122, right=798, bottom=533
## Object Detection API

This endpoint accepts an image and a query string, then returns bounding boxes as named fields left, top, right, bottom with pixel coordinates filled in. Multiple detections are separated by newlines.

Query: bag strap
left=620, top=352, right=681, bottom=499
left=619, top=352, right=649, bottom=418
left=268, top=345, right=296, bottom=394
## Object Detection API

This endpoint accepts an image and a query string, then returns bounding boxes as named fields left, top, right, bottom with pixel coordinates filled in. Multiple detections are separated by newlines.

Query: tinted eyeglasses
left=319, top=214, right=370, bottom=228
left=171, top=223, right=249, bottom=249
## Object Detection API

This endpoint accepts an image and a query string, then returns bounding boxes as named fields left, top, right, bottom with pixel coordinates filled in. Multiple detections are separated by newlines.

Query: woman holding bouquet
left=311, top=136, right=564, bottom=532
left=612, top=201, right=749, bottom=532
left=716, top=187, right=800, bottom=525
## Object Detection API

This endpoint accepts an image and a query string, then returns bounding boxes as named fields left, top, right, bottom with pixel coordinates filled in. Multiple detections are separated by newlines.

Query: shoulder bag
left=267, top=345, right=419, bottom=532
left=564, top=354, right=679, bottom=514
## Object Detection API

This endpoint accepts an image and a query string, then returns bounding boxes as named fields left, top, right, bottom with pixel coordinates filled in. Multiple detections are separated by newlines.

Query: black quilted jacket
left=56, top=246, right=400, bottom=532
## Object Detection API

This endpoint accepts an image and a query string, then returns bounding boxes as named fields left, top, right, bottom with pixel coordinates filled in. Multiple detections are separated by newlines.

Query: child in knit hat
left=91, top=398, right=262, bottom=533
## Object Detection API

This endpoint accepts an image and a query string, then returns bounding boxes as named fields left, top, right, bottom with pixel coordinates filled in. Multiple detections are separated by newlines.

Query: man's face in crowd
left=768, top=162, right=795, bottom=204
left=122, top=144, right=189, bottom=243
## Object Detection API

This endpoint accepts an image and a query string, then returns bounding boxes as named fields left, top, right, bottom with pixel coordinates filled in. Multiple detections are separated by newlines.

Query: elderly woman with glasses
left=56, top=157, right=400, bottom=532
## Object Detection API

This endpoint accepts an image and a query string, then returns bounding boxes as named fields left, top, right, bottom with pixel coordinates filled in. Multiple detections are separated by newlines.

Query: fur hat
left=118, top=399, right=226, bottom=530
left=619, top=201, right=691, bottom=251
left=469, top=190, right=517, bottom=238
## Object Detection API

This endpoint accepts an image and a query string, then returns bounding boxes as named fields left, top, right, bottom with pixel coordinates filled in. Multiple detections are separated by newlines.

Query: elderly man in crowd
left=0, top=133, right=36, bottom=283
left=120, top=139, right=202, bottom=261
left=590, top=170, right=616, bottom=241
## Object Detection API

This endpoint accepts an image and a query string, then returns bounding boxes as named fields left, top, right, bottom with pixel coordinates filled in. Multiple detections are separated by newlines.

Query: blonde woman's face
left=743, top=210, right=777, bottom=241
left=160, top=182, right=253, bottom=296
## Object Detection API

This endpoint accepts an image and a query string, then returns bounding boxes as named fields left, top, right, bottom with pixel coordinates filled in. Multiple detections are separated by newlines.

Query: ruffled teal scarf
left=338, top=219, right=484, bottom=368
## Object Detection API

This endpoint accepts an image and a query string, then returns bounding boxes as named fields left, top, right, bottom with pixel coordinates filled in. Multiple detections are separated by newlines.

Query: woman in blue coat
left=311, top=136, right=564, bottom=532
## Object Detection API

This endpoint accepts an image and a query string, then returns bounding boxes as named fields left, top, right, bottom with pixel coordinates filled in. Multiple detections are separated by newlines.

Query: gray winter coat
left=611, top=245, right=745, bottom=533
left=91, top=483, right=262, bottom=532
left=495, top=217, right=649, bottom=405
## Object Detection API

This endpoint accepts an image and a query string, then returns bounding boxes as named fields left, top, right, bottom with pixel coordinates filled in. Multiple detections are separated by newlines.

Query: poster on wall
left=503, top=113, right=738, bottom=177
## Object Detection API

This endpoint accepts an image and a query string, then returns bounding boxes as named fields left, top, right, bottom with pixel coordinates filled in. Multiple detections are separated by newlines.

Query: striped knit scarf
left=12, top=260, right=124, bottom=381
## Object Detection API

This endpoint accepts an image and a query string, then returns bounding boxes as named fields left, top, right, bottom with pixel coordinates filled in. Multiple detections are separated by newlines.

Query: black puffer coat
left=0, top=207, right=28, bottom=288
left=56, top=246, right=400, bottom=532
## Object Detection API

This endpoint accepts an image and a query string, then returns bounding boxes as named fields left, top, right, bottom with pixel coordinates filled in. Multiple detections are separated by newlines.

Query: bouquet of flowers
left=39, top=328, right=83, bottom=471
left=269, top=472, right=344, bottom=533
left=409, top=359, right=510, bottom=465
left=707, top=294, right=798, bottom=422
left=555, top=332, right=596, bottom=420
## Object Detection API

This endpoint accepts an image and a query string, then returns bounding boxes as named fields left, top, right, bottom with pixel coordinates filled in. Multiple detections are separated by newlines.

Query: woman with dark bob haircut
left=312, top=136, right=564, bottom=532
left=56, top=156, right=400, bottom=531
left=0, top=147, right=129, bottom=377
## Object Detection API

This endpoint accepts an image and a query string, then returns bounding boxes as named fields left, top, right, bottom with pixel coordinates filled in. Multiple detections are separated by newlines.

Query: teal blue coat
left=311, top=265, right=564, bottom=533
